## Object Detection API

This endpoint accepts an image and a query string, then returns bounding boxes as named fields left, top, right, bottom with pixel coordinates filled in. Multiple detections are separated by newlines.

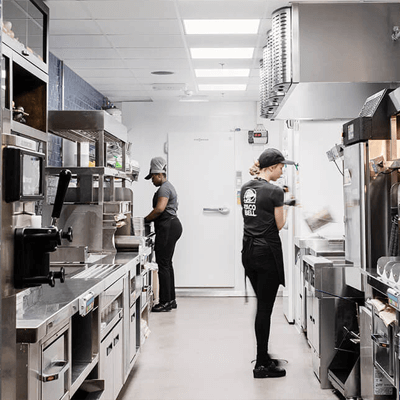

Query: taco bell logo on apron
left=243, top=188, right=257, bottom=217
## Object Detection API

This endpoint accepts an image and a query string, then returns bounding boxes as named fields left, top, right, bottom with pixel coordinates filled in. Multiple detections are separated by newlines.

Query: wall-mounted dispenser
left=14, top=169, right=73, bottom=288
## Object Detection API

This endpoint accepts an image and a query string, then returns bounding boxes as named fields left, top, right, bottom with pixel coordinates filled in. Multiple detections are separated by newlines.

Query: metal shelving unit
left=44, top=111, right=138, bottom=254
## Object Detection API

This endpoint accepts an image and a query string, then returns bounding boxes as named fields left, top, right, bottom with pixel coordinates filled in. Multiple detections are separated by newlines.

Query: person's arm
left=145, top=197, right=168, bottom=222
left=274, top=205, right=287, bottom=231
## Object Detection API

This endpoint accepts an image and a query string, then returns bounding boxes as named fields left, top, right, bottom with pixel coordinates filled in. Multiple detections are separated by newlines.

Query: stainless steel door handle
left=41, top=360, right=69, bottom=382
left=203, top=207, right=230, bottom=215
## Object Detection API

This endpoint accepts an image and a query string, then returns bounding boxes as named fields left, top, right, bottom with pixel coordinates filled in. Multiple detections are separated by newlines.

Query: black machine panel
left=343, top=89, right=396, bottom=146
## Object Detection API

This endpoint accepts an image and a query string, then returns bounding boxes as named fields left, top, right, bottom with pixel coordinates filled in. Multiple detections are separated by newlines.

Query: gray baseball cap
left=144, top=157, right=167, bottom=179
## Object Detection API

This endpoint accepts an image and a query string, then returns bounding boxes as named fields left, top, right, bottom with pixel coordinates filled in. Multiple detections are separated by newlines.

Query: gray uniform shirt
left=152, top=181, right=178, bottom=218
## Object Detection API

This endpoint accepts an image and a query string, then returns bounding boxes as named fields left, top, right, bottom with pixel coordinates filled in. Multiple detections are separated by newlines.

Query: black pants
left=155, top=217, right=183, bottom=303
left=242, top=239, right=281, bottom=359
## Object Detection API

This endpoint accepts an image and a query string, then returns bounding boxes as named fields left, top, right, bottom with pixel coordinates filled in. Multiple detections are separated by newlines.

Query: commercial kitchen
left=1, top=0, right=400, bottom=399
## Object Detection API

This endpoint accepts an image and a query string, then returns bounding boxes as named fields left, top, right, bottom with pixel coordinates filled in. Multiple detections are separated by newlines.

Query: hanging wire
left=333, top=159, right=344, bottom=176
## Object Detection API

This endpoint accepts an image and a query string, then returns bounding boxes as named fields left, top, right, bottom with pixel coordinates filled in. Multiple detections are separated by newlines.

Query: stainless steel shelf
left=70, top=354, right=100, bottom=397
left=48, top=110, right=127, bottom=144
left=9, top=118, right=48, bottom=143
left=46, top=166, right=132, bottom=180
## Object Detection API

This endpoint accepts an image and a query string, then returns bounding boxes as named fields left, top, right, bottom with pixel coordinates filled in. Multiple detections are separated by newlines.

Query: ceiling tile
left=44, top=1, right=92, bottom=19
left=97, top=19, right=182, bottom=35
left=44, top=0, right=298, bottom=103
left=177, top=1, right=270, bottom=19
left=121, top=48, right=188, bottom=59
left=49, top=35, right=111, bottom=48
left=73, top=69, right=134, bottom=78
left=137, top=71, right=193, bottom=83
left=49, top=20, right=102, bottom=35
left=64, top=59, right=128, bottom=69
left=107, top=34, right=185, bottom=48
left=50, top=48, right=120, bottom=60
left=83, top=1, right=178, bottom=19
left=123, top=59, right=192, bottom=70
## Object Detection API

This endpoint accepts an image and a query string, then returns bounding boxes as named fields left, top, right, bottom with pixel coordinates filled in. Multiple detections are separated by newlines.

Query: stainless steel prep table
left=16, top=252, right=142, bottom=400
left=17, top=252, right=140, bottom=342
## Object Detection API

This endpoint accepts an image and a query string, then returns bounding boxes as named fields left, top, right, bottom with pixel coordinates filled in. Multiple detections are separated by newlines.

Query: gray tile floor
left=118, top=297, right=342, bottom=400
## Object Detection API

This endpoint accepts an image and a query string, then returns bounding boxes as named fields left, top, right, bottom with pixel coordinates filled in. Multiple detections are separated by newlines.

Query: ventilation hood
left=260, top=3, right=400, bottom=121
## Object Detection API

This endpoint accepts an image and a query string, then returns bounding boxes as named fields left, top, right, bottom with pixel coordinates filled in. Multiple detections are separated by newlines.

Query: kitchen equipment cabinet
left=303, top=255, right=363, bottom=389
left=2, top=0, right=49, bottom=139
left=360, top=306, right=395, bottom=400
left=42, top=330, right=69, bottom=400
left=17, top=321, right=70, bottom=400
left=17, top=253, right=152, bottom=400
left=3, top=0, right=49, bottom=73
left=100, top=319, right=123, bottom=400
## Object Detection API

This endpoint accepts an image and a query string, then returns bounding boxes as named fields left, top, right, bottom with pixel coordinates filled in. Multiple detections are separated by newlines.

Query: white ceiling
left=44, top=0, right=393, bottom=104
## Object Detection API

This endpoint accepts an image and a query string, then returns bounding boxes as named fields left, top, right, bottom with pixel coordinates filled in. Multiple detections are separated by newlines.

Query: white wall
left=121, top=101, right=346, bottom=294
left=122, top=101, right=286, bottom=294
left=294, top=120, right=346, bottom=238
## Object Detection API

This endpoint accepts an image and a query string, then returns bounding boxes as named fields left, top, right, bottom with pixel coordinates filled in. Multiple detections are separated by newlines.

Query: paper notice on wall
left=374, top=368, right=394, bottom=395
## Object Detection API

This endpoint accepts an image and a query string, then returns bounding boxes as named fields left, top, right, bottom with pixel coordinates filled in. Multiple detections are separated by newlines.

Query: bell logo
left=244, top=188, right=256, bottom=204
left=243, top=189, right=257, bottom=216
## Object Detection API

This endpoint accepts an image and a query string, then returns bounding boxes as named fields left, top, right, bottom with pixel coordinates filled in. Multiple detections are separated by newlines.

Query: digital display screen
left=22, top=154, right=42, bottom=196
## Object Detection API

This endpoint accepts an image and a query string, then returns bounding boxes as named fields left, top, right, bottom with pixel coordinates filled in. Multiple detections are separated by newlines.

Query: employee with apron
left=145, top=157, right=183, bottom=312
left=241, top=148, right=295, bottom=378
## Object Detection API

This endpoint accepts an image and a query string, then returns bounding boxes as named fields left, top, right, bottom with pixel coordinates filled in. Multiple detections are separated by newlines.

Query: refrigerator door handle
left=203, top=207, right=230, bottom=215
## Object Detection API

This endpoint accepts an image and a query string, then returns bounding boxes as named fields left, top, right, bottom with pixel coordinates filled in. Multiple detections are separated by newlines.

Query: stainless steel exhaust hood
left=260, top=3, right=400, bottom=120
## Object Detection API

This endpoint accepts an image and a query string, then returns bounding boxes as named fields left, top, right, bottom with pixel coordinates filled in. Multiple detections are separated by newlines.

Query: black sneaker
left=253, top=361, right=286, bottom=378
left=151, top=302, right=172, bottom=312
left=169, top=299, right=177, bottom=309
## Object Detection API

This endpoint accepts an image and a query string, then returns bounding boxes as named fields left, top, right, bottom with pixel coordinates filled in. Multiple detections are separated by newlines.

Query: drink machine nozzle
left=14, top=170, right=73, bottom=289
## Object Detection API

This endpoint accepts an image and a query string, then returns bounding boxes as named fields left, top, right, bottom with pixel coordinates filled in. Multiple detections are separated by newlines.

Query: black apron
left=242, top=233, right=285, bottom=287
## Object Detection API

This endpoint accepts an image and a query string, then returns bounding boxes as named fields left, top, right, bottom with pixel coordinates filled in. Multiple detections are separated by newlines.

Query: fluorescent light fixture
left=198, top=84, right=247, bottom=91
left=190, top=48, right=254, bottom=59
left=195, top=69, right=250, bottom=78
left=184, top=19, right=260, bottom=35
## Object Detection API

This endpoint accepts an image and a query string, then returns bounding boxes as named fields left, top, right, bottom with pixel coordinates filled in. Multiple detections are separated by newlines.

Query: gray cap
left=144, top=157, right=167, bottom=180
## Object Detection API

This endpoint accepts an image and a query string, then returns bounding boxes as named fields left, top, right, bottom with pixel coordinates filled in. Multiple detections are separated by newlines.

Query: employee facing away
left=240, top=148, right=296, bottom=379
left=144, top=157, right=183, bottom=313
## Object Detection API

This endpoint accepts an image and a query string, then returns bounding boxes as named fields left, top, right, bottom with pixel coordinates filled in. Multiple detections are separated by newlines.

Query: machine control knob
left=47, top=272, right=56, bottom=287
left=61, top=227, right=73, bottom=242
left=53, top=267, right=65, bottom=284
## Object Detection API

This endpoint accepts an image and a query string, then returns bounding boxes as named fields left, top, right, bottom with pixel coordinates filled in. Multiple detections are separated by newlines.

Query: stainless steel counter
left=294, top=236, right=344, bottom=256
left=16, top=252, right=140, bottom=343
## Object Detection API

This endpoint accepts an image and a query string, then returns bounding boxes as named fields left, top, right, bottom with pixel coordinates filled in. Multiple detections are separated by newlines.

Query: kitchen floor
left=118, top=297, right=342, bottom=400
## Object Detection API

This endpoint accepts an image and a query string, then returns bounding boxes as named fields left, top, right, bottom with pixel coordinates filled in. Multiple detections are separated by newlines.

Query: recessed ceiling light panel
left=190, top=48, right=254, bottom=59
left=184, top=19, right=260, bottom=35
